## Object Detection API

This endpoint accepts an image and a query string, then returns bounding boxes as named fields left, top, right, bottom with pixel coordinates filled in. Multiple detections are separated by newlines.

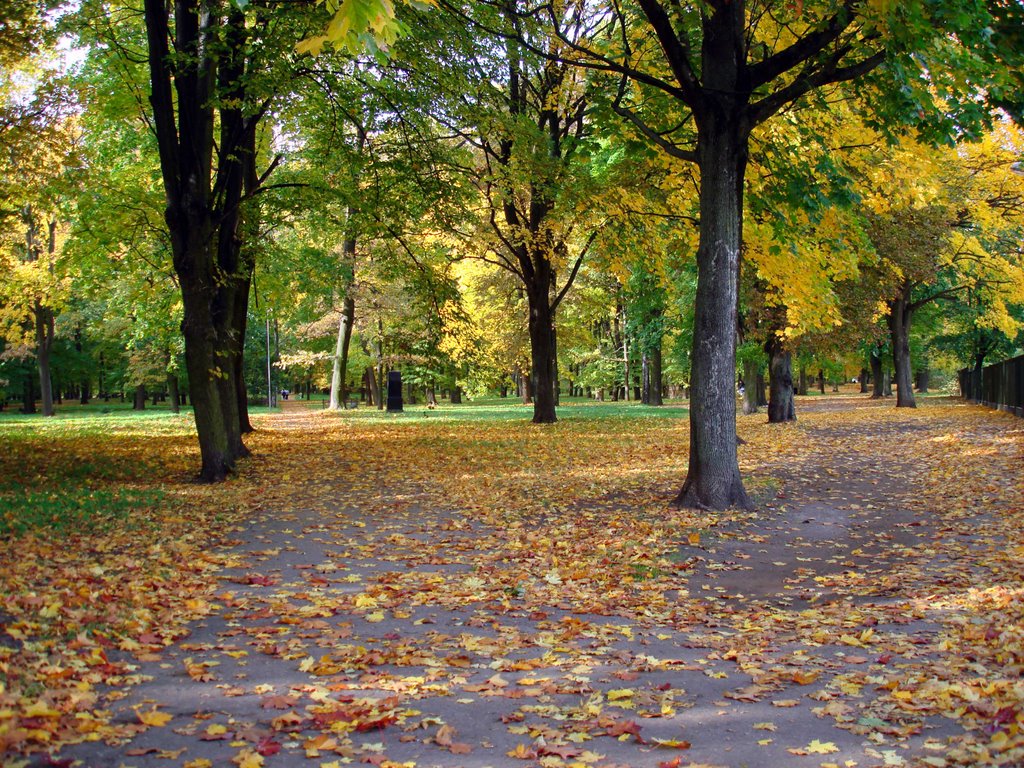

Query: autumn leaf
left=136, top=708, right=173, bottom=727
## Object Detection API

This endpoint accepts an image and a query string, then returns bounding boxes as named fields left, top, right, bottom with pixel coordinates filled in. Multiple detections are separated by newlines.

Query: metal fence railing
left=960, top=354, right=1024, bottom=417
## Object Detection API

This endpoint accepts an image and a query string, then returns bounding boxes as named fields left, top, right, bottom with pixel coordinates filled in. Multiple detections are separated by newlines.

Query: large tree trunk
left=766, top=335, right=796, bottom=423
left=741, top=357, right=759, bottom=415
left=674, top=113, right=750, bottom=510
left=133, top=384, right=147, bottom=410
left=144, top=0, right=258, bottom=480
left=888, top=294, right=916, bottom=408
left=527, top=279, right=557, bottom=423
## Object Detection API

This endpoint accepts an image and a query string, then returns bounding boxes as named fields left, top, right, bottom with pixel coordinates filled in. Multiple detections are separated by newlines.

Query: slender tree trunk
left=168, top=373, right=180, bottom=414
left=649, top=342, right=663, bottom=405
left=888, top=295, right=916, bottom=408
left=766, top=336, right=796, bottom=423
left=674, top=116, right=750, bottom=510
left=364, top=366, right=379, bottom=407
left=818, top=369, right=825, bottom=395
left=22, top=370, right=35, bottom=414
left=34, top=300, right=55, bottom=417
left=233, top=274, right=253, bottom=435
left=859, top=368, right=869, bottom=394
left=871, top=349, right=885, bottom=398
left=741, top=357, right=759, bottom=415
left=756, top=373, right=767, bottom=407
left=329, top=296, right=356, bottom=410
left=797, top=367, right=808, bottom=396
left=620, top=300, right=631, bottom=402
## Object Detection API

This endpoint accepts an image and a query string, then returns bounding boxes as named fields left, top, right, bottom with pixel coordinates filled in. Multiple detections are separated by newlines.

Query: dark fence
left=960, top=354, right=1024, bottom=416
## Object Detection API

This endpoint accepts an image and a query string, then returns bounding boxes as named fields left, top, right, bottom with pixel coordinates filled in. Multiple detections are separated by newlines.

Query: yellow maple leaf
left=137, top=708, right=173, bottom=727
left=806, top=739, right=840, bottom=754
left=234, top=748, right=264, bottom=768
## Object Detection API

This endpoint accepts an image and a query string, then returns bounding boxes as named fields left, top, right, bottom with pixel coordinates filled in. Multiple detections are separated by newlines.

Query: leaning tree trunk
left=766, top=335, right=796, bottom=423
left=888, top=295, right=916, bottom=408
left=741, top=358, right=759, bottom=415
left=674, top=116, right=750, bottom=510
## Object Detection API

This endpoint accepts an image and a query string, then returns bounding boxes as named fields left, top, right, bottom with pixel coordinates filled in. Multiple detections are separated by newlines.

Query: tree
left=860, top=123, right=1024, bottom=407
left=139, top=0, right=306, bottom=479
left=0, top=60, right=80, bottom=417
left=437, top=0, right=1013, bottom=509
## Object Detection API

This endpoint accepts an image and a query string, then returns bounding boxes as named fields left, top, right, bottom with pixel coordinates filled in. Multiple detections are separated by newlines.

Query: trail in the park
left=6, top=396, right=1024, bottom=768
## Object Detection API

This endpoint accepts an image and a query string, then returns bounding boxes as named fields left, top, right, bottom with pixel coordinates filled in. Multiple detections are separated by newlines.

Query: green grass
left=0, top=482, right=166, bottom=538
left=317, top=396, right=690, bottom=424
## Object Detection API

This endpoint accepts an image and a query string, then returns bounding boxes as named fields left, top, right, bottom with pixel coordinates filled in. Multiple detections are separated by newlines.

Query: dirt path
left=43, top=396, right=1024, bottom=768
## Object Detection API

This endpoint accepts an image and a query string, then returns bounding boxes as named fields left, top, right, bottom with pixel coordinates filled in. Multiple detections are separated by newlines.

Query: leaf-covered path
left=7, top=396, right=1024, bottom=768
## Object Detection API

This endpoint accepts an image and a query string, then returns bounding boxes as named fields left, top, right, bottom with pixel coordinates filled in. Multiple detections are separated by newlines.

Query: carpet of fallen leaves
left=1, top=396, right=1023, bottom=768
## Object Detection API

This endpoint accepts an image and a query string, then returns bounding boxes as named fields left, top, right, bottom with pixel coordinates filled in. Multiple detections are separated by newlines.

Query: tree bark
left=674, top=108, right=751, bottom=510
left=34, top=299, right=55, bottom=417
left=818, top=369, right=825, bottom=395
left=168, top=373, right=180, bottom=414
left=364, top=366, right=379, bottom=407
left=450, top=385, right=462, bottom=404
left=133, top=384, right=147, bottom=411
left=329, top=293, right=356, bottom=410
left=888, top=293, right=916, bottom=408
left=642, top=341, right=664, bottom=406
left=766, top=335, right=796, bottom=423
left=797, top=367, right=808, bottom=396
left=527, top=278, right=557, bottom=423
left=22, top=370, right=35, bottom=414
left=143, top=0, right=261, bottom=480
left=741, top=357, right=759, bottom=415
left=870, top=349, right=886, bottom=398
left=859, top=368, right=869, bottom=394
left=915, top=366, right=930, bottom=393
